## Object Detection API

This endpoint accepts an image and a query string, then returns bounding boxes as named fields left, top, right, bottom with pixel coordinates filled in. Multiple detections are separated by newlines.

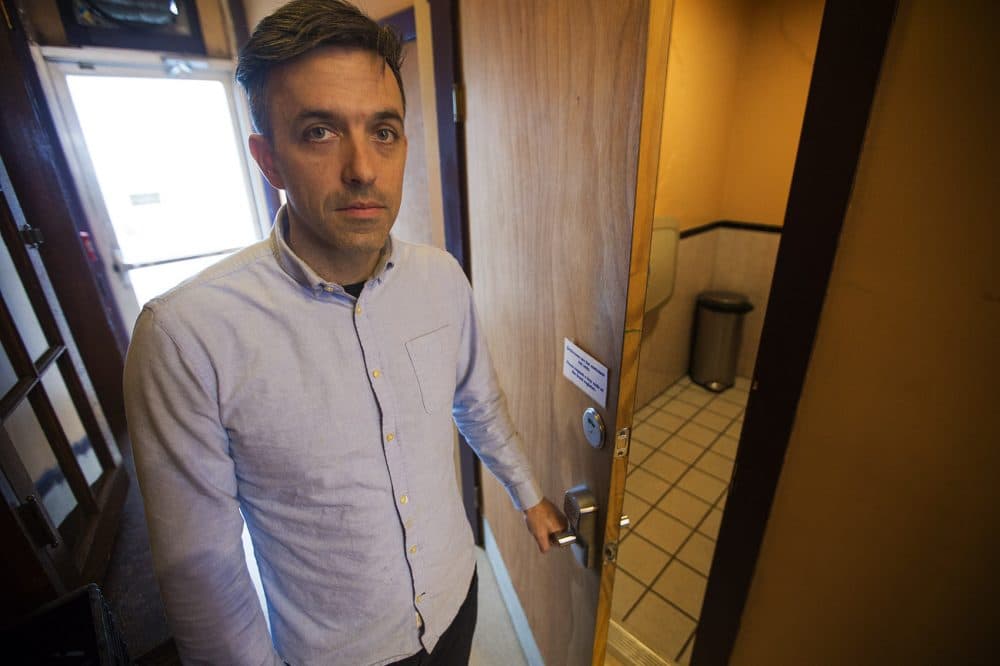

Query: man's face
left=250, top=47, right=406, bottom=270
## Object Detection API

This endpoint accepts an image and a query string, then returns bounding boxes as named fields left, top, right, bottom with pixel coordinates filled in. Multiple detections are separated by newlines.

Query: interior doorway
left=36, top=47, right=271, bottom=327
left=609, top=0, right=826, bottom=662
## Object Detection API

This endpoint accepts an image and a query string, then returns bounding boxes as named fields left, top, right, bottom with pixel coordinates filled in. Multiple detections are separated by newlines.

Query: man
left=123, top=1, right=565, bottom=664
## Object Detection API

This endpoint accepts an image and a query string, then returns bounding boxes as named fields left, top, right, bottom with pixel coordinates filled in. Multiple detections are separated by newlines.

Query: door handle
left=550, top=514, right=629, bottom=546
left=549, top=486, right=632, bottom=568
left=18, top=495, right=60, bottom=548
left=549, top=485, right=598, bottom=567
left=550, top=530, right=578, bottom=547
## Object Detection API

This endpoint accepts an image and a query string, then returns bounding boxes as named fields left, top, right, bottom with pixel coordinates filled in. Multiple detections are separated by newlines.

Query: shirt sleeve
left=449, top=264, right=543, bottom=512
left=123, top=305, right=284, bottom=666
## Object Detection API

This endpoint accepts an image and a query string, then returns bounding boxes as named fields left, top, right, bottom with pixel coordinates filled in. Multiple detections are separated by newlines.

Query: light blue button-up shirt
left=123, top=211, right=542, bottom=665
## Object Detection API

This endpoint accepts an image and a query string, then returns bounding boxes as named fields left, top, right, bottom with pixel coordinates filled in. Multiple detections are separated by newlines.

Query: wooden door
left=460, top=1, right=670, bottom=663
left=0, top=155, right=128, bottom=624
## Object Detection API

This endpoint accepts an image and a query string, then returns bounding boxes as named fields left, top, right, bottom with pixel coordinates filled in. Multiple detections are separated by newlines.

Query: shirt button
left=404, top=519, right=414, bottom=529
left=399, top=494, right=408, bottom=505
left=408, top=545, right=417, bottom=554
left=386, top=432, right=395, bottom=442
left=372, top=369, right=381, bottom=379
left=416, top=593, right=425, bottom=604
left=355, top=304, right=362, bottom=315
left=323, top=285, right=335, bottom=293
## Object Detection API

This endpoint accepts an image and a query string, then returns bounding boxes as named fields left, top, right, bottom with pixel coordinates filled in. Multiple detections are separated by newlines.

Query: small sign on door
left=563, top=339, right=609, bottom=408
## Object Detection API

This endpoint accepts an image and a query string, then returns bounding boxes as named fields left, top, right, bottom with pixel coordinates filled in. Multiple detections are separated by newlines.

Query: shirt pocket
left=405, top=325, right=456, bottom=414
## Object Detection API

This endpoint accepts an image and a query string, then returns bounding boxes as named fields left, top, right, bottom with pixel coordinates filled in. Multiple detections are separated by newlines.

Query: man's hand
left=523, top=498, right=568, bottom=553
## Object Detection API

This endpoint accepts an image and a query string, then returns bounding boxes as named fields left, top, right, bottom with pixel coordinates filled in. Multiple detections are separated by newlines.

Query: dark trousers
left=391, top=568, right=478, bottom=666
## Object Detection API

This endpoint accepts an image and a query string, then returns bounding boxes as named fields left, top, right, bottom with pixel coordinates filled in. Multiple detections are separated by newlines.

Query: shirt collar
left=269, top=205, right=397, bottom=293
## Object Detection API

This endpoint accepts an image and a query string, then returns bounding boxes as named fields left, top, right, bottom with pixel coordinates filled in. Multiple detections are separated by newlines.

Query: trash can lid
left=697, top=290, right=754, bottom=313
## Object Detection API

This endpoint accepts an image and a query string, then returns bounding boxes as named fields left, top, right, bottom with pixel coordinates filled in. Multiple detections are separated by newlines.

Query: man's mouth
left=336, top=200, right=384, bottom=212
left=334, top=200, right=386, bottom=220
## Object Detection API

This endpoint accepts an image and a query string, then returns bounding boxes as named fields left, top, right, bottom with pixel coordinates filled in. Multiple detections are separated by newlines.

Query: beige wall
left=653, top=0, right=747, bottom=231
left=653, top=0, right=822, bottom=231
left=388, top=40, right=433, bottom=245
left=721, top=0, right=824, bottom=225
left=639, top=0, right=822, bottom=404
left=712, top=228, right=780, bottom=378
left=635, top=227, right=779, bottom=407
left=730, top=2, right=1000, bottom=663
left=637, top=232, right=716, bottom=406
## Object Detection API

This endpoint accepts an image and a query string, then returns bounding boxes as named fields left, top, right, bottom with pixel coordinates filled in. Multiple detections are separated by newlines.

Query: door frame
left=34, top=45, right=272, bottom=325
left=0, top=2, right=130, bottom=443
left=425, top=0, right=483, bottom=545
left=693, top=1, right=899, bottom=663
left=380, top=4, right=483, bottom=543
left=444, top=0, right=900, bottom=663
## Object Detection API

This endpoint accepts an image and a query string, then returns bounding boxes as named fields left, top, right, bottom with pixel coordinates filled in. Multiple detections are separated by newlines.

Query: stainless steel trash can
left=690, top=291, right=753, bottom=392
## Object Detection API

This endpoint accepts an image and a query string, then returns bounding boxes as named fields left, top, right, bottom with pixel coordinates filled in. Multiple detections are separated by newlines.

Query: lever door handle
left=554, top=515, right=628, bottom=547
left=550, top=530, right=577, bottom=547
left=552, top=485, right=599, bottom=567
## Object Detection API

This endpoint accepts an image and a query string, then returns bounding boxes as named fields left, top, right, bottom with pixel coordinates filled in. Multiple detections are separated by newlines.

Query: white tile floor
left=612, top=375, right=749, bottom=663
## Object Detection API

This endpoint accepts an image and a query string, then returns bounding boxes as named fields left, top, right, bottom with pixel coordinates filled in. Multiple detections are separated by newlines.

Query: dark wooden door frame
left=0, top=4, right=130, bottom=444
left=431, top=0, right=482, bottom=545
left=380, top=7, right=417, bottom=42
left=427, top=0, right=471, bottom=279
left=693, top=1, right=899, bottom=664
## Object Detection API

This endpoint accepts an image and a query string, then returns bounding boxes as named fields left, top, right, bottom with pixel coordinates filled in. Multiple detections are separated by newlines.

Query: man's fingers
left=539, top=512, right=566, bottom=553
left=524, top=497, right=570, bottom=554
left=536, top=530, right=550, bottom=553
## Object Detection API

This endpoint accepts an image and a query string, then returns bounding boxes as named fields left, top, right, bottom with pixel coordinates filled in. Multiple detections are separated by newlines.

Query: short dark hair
left=236, top=0, right=405, bottom=136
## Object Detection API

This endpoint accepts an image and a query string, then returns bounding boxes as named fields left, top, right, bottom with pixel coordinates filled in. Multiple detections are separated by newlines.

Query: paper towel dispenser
left=645, top=219, right=679, bottom=313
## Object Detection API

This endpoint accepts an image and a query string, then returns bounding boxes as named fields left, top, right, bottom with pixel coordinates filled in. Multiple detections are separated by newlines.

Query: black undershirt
left=343, top=281, right=365, bottom=299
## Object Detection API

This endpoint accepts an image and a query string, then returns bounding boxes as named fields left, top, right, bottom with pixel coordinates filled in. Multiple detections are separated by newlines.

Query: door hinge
left=614, top=427, right=630, bottom=459
left=452, top=83, right=465, bottom=123
left=18, top=495, right=60, bottom=548
left=603, top=540, right=618, bottom=564
left=19, top=224, right=44, bottom=248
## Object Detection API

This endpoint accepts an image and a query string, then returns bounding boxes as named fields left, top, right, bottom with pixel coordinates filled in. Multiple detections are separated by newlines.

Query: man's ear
left=248, top=133, right=285, bottom=190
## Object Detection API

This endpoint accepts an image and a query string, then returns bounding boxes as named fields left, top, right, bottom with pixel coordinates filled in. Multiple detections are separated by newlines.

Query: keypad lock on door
left=550, top=485, right=599, bottom=568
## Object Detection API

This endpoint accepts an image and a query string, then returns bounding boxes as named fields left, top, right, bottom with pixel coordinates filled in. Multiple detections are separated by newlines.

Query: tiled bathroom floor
left=612, top=375, right=749, bottom=664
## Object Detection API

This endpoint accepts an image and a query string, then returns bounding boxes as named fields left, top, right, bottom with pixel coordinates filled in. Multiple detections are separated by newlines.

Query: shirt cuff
left=506, top=478, right=543, bottom=512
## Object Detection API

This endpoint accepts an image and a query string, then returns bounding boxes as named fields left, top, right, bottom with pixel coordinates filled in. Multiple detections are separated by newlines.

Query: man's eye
left=305, top=127, right=332, bottom=141
left=374, top=128, right=398, bottom=143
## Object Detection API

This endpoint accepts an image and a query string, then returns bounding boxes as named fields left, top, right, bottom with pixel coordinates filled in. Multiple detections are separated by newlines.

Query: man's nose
left=342, top=135, right=376, bottom=186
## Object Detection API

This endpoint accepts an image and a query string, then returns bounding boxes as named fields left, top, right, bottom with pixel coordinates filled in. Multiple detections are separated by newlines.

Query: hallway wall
left=731, top=2, right=1000, bottom=663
